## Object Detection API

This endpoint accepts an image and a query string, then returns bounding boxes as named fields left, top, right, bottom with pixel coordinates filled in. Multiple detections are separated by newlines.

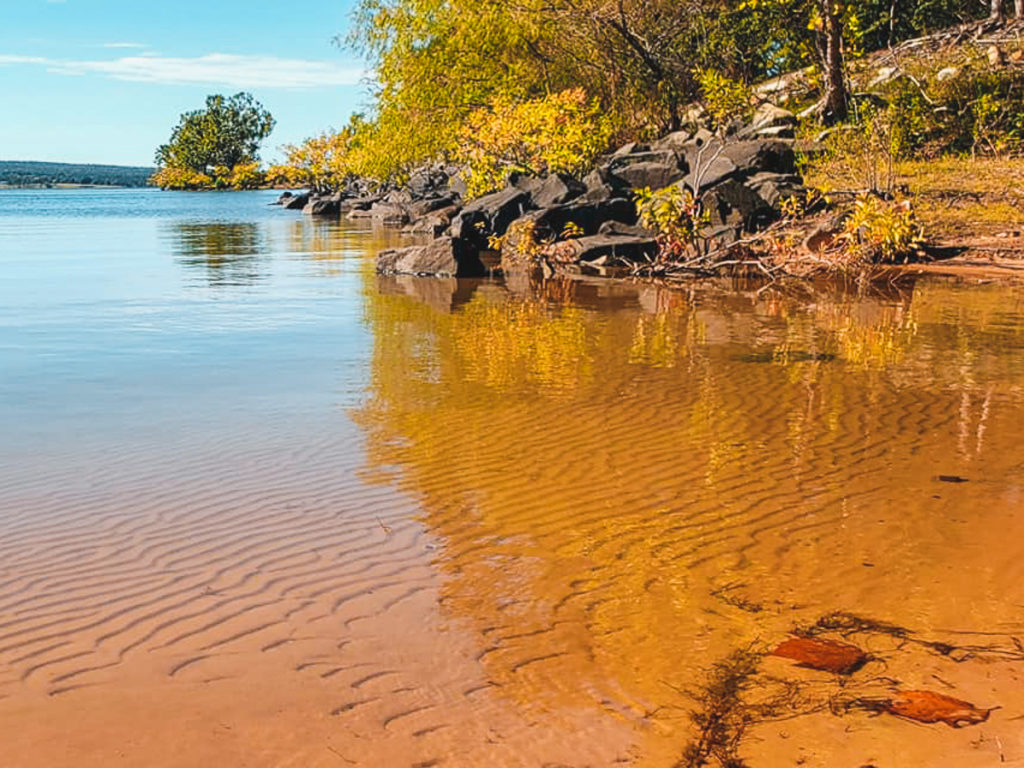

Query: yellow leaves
left=635, top=185, right=710, bottom=260
left=456, top=88, right=613, bottom=199
left=149, top=166, right=213, bottom=190
left=841, top=195, right=925, bottom=263
left=697, top=70, right=754, bottom=127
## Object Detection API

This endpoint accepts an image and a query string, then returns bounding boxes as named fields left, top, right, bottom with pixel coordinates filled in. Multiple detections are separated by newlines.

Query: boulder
left=750, top=103, right=798, bottom=133
left=607, top=160, right=686, bottom=192
left=376, top=236, right=486, bottom=277
left=682, top=154, right=738, bottom=194
left=282, top=193, right=310, bottom=210
left=531, top=173, right=586, bottom=208
left=452, top=186, right=533, bottom=246
left=304, top=197, right=340, bottom=216
left=746, top=172, right=805, bottom=208
left=370, top=202, right=411, bottom=225
left=273, top=191, right=294, bottom=206
left=544, top=234, right=658, bottom=264
left=700, top=179, right=775, bottom=232
left=598, top=220, right=658, bottom=238
left=719, top=140, right=797, bottom=176
left=611, top=141, right=651, bottom=157
left=409, top=195, right=458, bottom=218
left=529, top=198, right=637, bottom=238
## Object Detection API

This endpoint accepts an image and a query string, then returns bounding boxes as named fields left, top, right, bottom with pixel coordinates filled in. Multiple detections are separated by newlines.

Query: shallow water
left=1, top=189, right=1023, bottom=767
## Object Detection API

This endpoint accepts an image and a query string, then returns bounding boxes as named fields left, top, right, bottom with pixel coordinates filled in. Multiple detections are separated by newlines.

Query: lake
left=2, top=188, right=1023, bottom=767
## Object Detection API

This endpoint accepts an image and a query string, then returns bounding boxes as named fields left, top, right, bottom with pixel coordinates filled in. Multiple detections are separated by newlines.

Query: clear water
left=2, top=188, right=1024, bottom=768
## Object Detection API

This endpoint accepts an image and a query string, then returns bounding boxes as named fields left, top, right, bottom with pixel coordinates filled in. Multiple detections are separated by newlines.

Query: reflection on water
left=355, top=273, right=1024, bottom=764
left=168, top=221, right=268, bottom=286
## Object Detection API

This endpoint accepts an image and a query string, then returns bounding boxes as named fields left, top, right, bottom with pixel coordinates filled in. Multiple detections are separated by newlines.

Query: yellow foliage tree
left=455, top=88, right=613, bottom=198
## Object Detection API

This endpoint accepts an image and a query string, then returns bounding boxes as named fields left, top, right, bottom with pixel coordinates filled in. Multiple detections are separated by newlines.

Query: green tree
left=154, top=93, right=275, bottom=184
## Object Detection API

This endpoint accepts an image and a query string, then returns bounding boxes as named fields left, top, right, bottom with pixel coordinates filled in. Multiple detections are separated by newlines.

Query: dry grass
left=893, top=157, right=1024, bottom=238
left=807, top=156, right=1024, bottom=242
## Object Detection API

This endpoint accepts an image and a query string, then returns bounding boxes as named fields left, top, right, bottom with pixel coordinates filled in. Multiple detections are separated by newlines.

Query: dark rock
left=531, top=173, right=586, bottom=208
left=611, top=141, right=650, bottom=157
left=598, top=220, right=658, bottom=238
left=409, top=195, right=458, bottom=218
left=700, top=179, right=775, bottom=232
left=746, top=172, right=805, bottom=208
left=370, top=202, right=411, bottom=225
left=385, top=189, right=414, bottom=204
left=376, top=236, right=486, bottom=277
left=608, top=161, right=686, bottom=192
left=546, top=234, right=658, bottom=264
left=509, top=172, right=545, bottom=196
left=682, top=154, right=738, bottom=194
left=719, top=140, right=796, bottom=176
left=530, top=198, right=637, bottom=239
left=282, top=193, right=310, bottom=210
left=452, top=187, right=533, bottom=246
left=304, top=197, right=340, bottom=216
left=274, top=191, right=294, bottom=206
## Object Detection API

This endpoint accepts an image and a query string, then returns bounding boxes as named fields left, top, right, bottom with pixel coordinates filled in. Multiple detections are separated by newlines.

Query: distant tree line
left=0, top=161, right=155, bottom=188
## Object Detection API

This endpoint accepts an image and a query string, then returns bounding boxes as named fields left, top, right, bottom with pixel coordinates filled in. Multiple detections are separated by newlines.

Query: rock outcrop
left=279, top=105, right=807, bottom=277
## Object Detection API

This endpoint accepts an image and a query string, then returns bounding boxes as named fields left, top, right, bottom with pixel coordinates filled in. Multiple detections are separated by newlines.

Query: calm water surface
left=1, top=188, right=1024, bottom=767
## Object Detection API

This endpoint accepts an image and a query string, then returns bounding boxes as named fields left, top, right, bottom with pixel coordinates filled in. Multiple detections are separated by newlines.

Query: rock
left=598, top=220, right=658, bottom=238
left=531, top=173, right=586, bottom=208
left=736, top=102, right=798, bottom=139
left=582, top=168, right=617, bottom=202
left=611, top=141, right=650, bottom=157
left=304, top=197, right=340, bottom=216
left=509, top=172, right=545, bottom=196
left=543, top=234, right=658, bottom=265
left=409, top=195, right=458, bottom=218
left=530, top=198, right=637, bottom=238
left=608, top=160, right=686, bottom=192
left=282, top=193, right=310, bottom=210
left=682, top=154, right=738, bottom=194
left=988, top=45, right=1003, bottom=67
left=370, top=202, right=410, bottom=225
left=701, top=179, right=775, bottom=231
left=719, top=140, right=797, bottom=176
left=652, top=130, right=696, bottom=152
left=274, top=191, right=294, bottom=206
left=452, top=186, right=533, bottom=246
left=385, top=188, right=414, bottom=204
left=936, top=66, right=960, bottom=83
left=746, top=171, right=806, bottom=208
left=771, top=636, right=868, bottom=675
left=376, top=236, right=486, bottom=277
left=402, top=207, right=458, bottom=237
left=884, top=691, right=993, bottom=728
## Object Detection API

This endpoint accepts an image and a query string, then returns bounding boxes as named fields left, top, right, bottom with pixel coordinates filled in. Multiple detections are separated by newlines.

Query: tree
left=154, top=93, right=275, bottom=181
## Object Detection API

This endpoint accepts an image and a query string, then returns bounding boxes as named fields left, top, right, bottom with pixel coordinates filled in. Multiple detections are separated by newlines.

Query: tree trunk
left=819, top=0, right=848, bottom=125
left=1015, top=0, right=1023, bottom=20
left=990, top=0, right=1004, bottom=22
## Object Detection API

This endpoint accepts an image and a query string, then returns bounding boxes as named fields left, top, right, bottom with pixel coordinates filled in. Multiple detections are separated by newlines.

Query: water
left=2, top=188, right=1024, bottom=767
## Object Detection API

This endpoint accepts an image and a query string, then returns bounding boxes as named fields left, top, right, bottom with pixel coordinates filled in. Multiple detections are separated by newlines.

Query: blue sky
left=0, top=0, right=369, bottom=165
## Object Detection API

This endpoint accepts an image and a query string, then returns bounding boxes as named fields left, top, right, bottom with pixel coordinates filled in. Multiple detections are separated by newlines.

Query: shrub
left=840, top=195, right=925, bottom=263
left=635, top=185, right=711, bottom=261
left=697, top=69, right=754, bottom=129
left=456, top=88, right=614, bottom=199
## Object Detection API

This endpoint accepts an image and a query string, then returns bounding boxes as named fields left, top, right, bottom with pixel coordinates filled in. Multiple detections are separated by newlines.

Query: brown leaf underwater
left=771, top=636, right=869, bottom=675
left=885, top=690, right=994, bottom=727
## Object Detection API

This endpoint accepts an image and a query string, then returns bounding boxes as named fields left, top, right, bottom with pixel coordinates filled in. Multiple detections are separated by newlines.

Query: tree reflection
left=168, top=222, right=267, bottom=286
left=352, top=271, right=1024, bottom=759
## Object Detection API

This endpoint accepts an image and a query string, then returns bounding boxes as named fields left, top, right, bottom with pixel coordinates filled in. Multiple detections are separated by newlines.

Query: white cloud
left=102, top=42, right=147, bottom=50
left=0, top=52, right=364, bottom=89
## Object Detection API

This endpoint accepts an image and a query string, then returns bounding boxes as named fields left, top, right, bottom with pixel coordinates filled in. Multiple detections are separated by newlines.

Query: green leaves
left=154, top=92, right=275, bottom=189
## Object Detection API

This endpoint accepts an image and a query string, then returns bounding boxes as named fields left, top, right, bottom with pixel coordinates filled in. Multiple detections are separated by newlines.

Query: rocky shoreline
left=275, top=104, right=808, bottom=278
